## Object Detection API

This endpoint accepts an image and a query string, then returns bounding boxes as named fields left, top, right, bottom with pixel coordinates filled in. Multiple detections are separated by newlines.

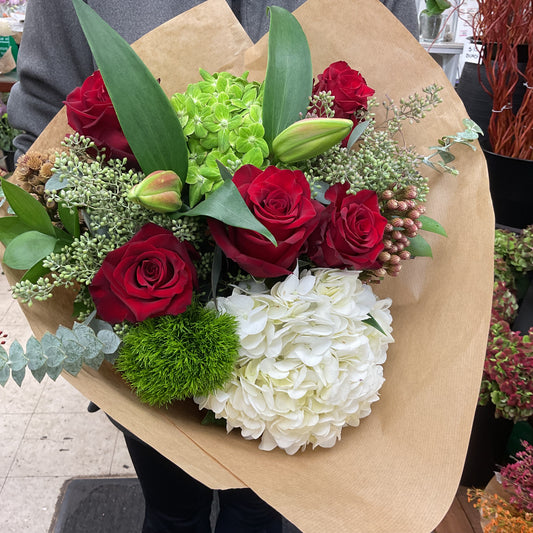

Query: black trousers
left=123, top=433, right=284, bottom=533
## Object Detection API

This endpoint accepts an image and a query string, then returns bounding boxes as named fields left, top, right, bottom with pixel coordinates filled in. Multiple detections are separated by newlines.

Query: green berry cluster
left=170, top=69, right=269, bottom=206
left=12, top=135, right=204, bottom=306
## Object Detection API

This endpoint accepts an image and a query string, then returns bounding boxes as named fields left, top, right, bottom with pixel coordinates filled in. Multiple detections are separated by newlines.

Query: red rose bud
left=272, top=118, right=353, bottom=163
left=127, top=170, right=183, bottom=213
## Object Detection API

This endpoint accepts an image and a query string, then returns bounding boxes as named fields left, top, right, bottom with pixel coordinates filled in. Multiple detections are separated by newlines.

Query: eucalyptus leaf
left=25, top=337, right=47, bottom=371
left=262, top=6, right=312, bottom=146
left=0, top=364, right=10, bottom=386
left=45, top=173, right=71, bottom=191
left=72, top=0, right=188, bottom=180
left=3, top=231, right=58, bottom=270
left=46, top=365, right=63, bottom=381
left=1, top=178, right=56, bottom=237
left=419, top=215, right=447, bottom=237
left=30, top=365, right=48, bottom=383
left=11, top=367, right=25, bottom=386
left=96, top=329, right=122, bottom=356
left=20, top=260, right=51, bottom=284
left=347, top=121, right=370, bottom=150
left=41, top=332, right=66, bottom=367
left=8, top=341, right=27, bottom=372
left=406, top=234, right=433, bottom=258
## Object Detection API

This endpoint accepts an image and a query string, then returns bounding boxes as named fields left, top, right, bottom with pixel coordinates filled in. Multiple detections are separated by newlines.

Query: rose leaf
left=406, top=234, right=433, bottom=258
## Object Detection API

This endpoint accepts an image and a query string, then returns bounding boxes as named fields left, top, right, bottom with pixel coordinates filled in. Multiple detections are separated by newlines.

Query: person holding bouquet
left=6, top=1, right=417, bottom=532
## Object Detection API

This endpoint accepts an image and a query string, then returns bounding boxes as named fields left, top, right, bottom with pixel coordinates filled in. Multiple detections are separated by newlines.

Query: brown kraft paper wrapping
left=1, top=0, right=494, bottom=531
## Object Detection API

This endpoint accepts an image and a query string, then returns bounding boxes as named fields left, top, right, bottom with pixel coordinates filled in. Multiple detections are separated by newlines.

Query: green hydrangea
left=170, top=69, right=269, bottom=206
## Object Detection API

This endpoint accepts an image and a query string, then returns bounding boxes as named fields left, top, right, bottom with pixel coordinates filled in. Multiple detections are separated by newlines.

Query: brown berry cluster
left=378, top=184, right=425, bottom=276
left=363, top=184, right=425, bottom=282
left=13, top=150, right=58, bottom=219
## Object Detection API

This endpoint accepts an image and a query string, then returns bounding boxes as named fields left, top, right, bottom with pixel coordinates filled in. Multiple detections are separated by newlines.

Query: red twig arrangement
left=472, top=0, right=533, bottom=160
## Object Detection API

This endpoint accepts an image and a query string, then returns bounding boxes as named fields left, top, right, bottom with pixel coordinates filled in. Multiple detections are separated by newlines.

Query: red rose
left=312, top=61, right=375, bottom=120
left=208, top=165, right=323, bottom=278
left=65, top=70, right=136, bottom=163
left=307, top=183, right=387, bottom=270
left=89, top=223, right=197, bottom=323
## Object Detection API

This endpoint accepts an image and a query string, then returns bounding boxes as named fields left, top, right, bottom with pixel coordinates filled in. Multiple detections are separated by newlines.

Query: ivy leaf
left=262, top=6, right=312, bottom=147
left=72, top=0, right=188, bottom=180
left=406, top=234, right=433, bottom=258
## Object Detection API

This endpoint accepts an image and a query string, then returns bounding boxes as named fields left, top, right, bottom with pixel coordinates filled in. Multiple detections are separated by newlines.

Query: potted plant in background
left=462, top=226, right=533, bottom=487
left=0, top=94, right=21, bottom=172
left=469, top=440, right=533, bottom=532
left=456, top=0, right=532, bottom=230
left=419, top=0, right=456, bottom=43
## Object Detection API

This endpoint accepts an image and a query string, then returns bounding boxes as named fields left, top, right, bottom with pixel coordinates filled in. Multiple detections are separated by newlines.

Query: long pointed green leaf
left=181, top=163, right=276, bottom=246
left=262, top=7, right=312, bottom=147
left=72, top=0, right=188, bottom=180
left=1, top=178, right=55, bottom=237
left=58, top=201, right=80, bottom=238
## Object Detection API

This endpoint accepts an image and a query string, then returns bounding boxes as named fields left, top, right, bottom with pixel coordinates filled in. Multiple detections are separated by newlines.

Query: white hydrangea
left=195, top=268, right=393, bottom=455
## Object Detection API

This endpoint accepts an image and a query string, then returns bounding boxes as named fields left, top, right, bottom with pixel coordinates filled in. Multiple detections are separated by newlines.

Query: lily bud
left=127, top=170, right=183, bottom=213
left=272, top=117, right=352, bottom=163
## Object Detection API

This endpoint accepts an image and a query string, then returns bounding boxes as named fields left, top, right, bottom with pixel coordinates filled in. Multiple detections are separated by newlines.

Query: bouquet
left=0, top=0, right=495, bottom=531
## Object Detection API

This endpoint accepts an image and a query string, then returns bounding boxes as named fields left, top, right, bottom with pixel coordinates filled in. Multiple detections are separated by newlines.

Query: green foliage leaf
left=0, top=216, right=33, bottom=247
left=419, top=215, right=447, bottom=237
left=20, top=260, right=51, bottom=284
left=72, top=0, right=188, bottom=180
left=347, top=121, right=370, bottom=150
left=8, top=341, right=27, bottom=372
left=11, top=367, right=26, bottom=386
left=362, top=315, right=387, bottom=336
left=1, top=178, right=56, bottom=237
left=262, top=6, right=312, bottom=147
left=181, top=163, right=276, bottom=245
left=58, top=201, right=80, bottom=238
left=0, top=363, right=10, bottom=387
left=406, top=234, right=433, bottom=258
left=3, top=231, right=58, bottom=270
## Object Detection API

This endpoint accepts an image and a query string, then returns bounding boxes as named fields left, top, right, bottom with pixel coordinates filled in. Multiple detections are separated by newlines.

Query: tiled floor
left=0, top=269, right=134, bottom=533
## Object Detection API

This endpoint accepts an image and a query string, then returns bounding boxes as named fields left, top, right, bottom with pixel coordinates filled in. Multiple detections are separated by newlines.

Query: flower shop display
left=469, top=440, right=533, bottom=532
left=462, top=226, right=533, bottom=487
left=0, top=0, right=495, bottom=531
left=482, top=227, right=533, bottom=422
left=456, top=0, right=532, bottom=229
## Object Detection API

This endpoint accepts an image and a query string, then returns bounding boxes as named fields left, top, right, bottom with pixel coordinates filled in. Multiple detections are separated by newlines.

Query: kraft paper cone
left=1, top=0, right=494, bottom=531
